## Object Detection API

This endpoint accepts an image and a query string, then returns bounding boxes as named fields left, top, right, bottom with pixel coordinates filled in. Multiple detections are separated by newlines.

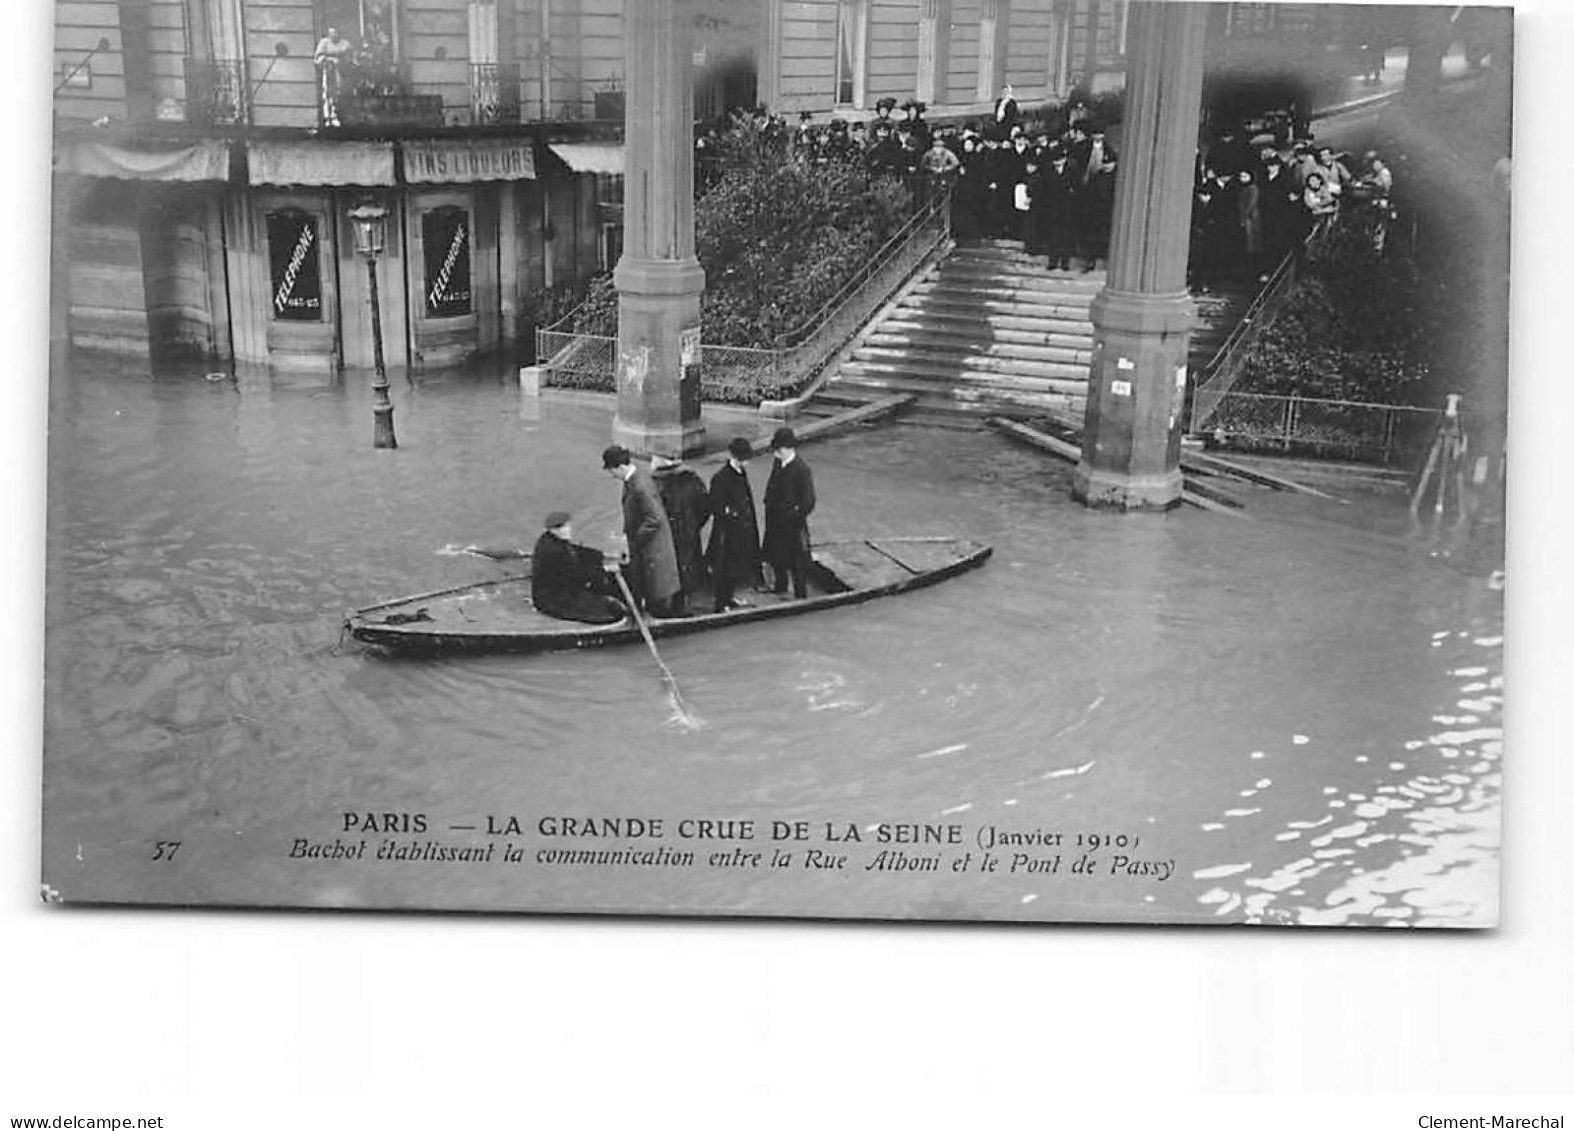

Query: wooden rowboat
left=344, top=536, right=992, bottom=655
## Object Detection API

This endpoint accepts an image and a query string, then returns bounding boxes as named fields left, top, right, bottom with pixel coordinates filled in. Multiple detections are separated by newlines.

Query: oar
left=609, top=565, right=703, bottom=729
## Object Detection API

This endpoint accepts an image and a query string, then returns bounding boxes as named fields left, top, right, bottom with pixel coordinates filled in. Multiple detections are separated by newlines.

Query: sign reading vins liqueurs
left=423, top=207, right=472, bottom=319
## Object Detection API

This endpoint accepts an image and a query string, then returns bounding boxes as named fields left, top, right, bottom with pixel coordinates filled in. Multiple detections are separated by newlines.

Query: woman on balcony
left=313, top=26, right=353, bottom=127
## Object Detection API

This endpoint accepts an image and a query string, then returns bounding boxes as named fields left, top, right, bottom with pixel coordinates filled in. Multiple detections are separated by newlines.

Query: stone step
left=899, top=290, right=1095, bottom=323
left=857, top=335, right=1093, bottom=369
left=834, top=371, right=1088, bottom=418
left=838, top=358, right=1089, bottom=397
left=936, top=259, right=1108, bottom=291
left=919, top=276, right=1101, bottom=303
left=808, top=388, right=885, bottom=409
left=879, top=309, right=1094, bottom=341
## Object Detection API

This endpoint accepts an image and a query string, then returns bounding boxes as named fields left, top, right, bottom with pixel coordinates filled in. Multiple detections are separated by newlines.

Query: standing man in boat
left=530, top=512, right=627, bottom=625
left=761, top=427, right=816, bottom=600
left=651, top=453, right=711, bottom=617
left=706, top=437, right=763, bottom=613
left=602, top=445, right=684, bottom=618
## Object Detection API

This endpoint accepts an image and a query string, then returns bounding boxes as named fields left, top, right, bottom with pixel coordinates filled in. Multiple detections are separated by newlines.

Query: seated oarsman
left=530, top=511, right=627, bottom=625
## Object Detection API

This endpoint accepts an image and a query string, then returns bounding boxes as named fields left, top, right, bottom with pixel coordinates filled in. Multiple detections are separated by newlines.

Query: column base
left=1072, top=465, right=1183, bottom=511
left=611, top=416, right=708, bottom=459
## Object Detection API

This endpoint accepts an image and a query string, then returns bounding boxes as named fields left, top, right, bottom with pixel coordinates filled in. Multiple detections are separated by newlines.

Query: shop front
left=400, top=138, right=536, bottom=369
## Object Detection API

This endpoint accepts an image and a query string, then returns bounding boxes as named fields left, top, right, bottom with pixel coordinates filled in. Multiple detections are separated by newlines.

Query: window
left=595, top=174, right=624, bottom=272
left=834, top=0, right=867, bottom=108
left=316, top=0, right=400, bottom=63
left=266, top=211, right=323, bottom=322
left=422, top=207, right=473, bottom=318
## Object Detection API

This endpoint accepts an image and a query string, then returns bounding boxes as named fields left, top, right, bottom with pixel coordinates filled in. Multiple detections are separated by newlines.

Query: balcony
left=469, top=63, right=521, bottom=125
left=318, top=61, right=526, bottom=130
left=184, top=57, right=248, bottom=126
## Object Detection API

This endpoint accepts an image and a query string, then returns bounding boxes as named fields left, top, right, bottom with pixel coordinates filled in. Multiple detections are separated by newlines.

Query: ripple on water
left=1193, top=863, right=1252, bottom=880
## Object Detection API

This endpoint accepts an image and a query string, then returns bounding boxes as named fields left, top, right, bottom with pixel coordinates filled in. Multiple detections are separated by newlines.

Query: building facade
left=55, top=0, right=1350, bottom=372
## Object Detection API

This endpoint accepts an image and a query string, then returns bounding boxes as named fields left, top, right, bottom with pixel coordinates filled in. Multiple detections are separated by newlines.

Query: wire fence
left=1204, top=391, right=1441, bottom=465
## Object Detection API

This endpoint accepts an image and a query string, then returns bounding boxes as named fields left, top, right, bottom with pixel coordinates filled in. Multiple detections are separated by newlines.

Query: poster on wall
left=423, top=206, right=473, bottom=319
left=42, top=1, right=1511, bottom=932
left=266, top=211, right=323, bottom=322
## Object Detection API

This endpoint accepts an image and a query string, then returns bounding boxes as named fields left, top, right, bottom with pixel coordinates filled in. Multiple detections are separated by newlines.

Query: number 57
left=151, top=840, right=182, bottom=862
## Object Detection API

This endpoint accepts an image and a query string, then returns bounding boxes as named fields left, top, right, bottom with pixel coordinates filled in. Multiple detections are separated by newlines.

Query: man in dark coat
left=530, top=512, right=626, bottom=625
left=1037, top=147, right=1081, bottom=270
left=706, top=436, right=763, bottom=613
left=651, top=452, right=710, bottom=616
left=1078, top=159, right=1117, bottom=271
left=761, top=427, right=816, bottom=599
left=601, top=445, right=683, bottom=617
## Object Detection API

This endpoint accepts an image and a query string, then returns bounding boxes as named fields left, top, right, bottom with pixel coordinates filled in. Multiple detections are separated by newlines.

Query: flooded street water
left=42, top=354, right=1502, bottom=927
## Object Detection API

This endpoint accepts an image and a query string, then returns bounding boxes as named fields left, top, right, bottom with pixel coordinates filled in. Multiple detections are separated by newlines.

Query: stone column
left=612, top=0, right=706, bottom=457
left=1073, top=0, right=1205, bottom=511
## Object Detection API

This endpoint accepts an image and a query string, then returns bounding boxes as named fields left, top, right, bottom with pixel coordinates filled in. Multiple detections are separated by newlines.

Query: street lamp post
left=349, top=201, right=397, bottom=449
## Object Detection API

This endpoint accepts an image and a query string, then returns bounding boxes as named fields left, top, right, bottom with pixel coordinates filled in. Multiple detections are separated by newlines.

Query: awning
left=404, top=138, right=535, bottom=183
left=547, top=142, right=623, bottom=176
left=59, top=138, right=232, bottom=182
left=248, top=141, right=396, bottom=187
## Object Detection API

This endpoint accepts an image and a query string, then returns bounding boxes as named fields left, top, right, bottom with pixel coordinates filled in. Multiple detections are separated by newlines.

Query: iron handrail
left=541, top=176, right=948, bottom=343
left=771, top=182, right=951, bottom=352
left=1189, top=213, right=1338, bottom=432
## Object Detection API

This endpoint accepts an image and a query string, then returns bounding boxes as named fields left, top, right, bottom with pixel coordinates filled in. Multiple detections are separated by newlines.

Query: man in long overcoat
left=761, top=428, right=816, bottom=600
left=602, top=445, right=682, bottom=617
left=651, top=453, right=710, bottom=616
left=706, top=437, right=763, bottom=613
left=1037, top=148, right=1081, bottom=270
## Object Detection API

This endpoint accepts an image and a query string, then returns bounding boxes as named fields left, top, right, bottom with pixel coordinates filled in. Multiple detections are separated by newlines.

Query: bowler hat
left=727, top=437, right=753, bottom=460
left=601, top=444, right=631, bottom=469
left=544, top=510, right=572, bottom=530
left=770, top=427, right=798, bottom=450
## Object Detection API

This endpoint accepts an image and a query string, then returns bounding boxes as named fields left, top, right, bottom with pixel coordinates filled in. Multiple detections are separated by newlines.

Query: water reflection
left=1190, top=635, right=1502, bottom=927
left=43, top=355, right=1503, bottom=925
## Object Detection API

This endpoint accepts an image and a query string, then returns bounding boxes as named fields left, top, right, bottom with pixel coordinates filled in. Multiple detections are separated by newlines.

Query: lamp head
left=348, top=202, right=389, bottom=259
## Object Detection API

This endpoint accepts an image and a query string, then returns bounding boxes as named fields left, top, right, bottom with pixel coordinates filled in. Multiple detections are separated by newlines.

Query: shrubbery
left=1234, top=221, right=1436, bottom=405
left=567, top=126, right=915, bottom=350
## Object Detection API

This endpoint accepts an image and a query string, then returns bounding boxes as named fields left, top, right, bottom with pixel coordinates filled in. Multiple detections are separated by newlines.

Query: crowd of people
left=694, top=88, right=1397, bottom=281
left=695, top=91, right=1123, bottom=272
left=520, top=428, right=817, bottom=626
left=1190, top=133, right=1397, bottom=284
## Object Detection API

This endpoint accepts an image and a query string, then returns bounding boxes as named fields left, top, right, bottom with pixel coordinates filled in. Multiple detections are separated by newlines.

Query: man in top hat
left=761, top=428, right=816, bottom=600
left=706, top=437, right=763, bottom=613
left=650, top=452, right=711, bottom=616
left=601, top=445, right=683, bottom=618
left=530, top=511, right=627, bottom=625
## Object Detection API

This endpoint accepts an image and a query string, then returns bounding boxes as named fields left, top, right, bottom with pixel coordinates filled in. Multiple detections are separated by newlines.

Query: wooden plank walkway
left=987, top=417, right=1247, bottom=517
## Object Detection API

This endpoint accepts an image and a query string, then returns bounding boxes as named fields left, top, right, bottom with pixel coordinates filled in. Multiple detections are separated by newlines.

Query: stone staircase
left=805, top=239, right=1103, bottom=427
left=796, top=239, right=1258, bottom=432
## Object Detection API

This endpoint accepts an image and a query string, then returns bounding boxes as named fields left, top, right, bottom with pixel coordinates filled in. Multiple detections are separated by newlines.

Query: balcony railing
left=179, top=55, right=588, bottom=131
left=469, top=62, right=521, bottom=125
left=184, top=57, right=247, bottom=126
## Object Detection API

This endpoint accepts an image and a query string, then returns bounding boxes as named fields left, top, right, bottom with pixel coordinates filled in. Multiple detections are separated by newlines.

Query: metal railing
left=469, top=62, right=522, bottom=125
left=533, top=183, right=952, bottom=404
left=1203, top=391, right=1441, bottom=465
left=183, top=57, right=247, bottom=126
left=1188, top=214, right=1336, bottom=433
left=315, top=61, right=531, bottom=128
